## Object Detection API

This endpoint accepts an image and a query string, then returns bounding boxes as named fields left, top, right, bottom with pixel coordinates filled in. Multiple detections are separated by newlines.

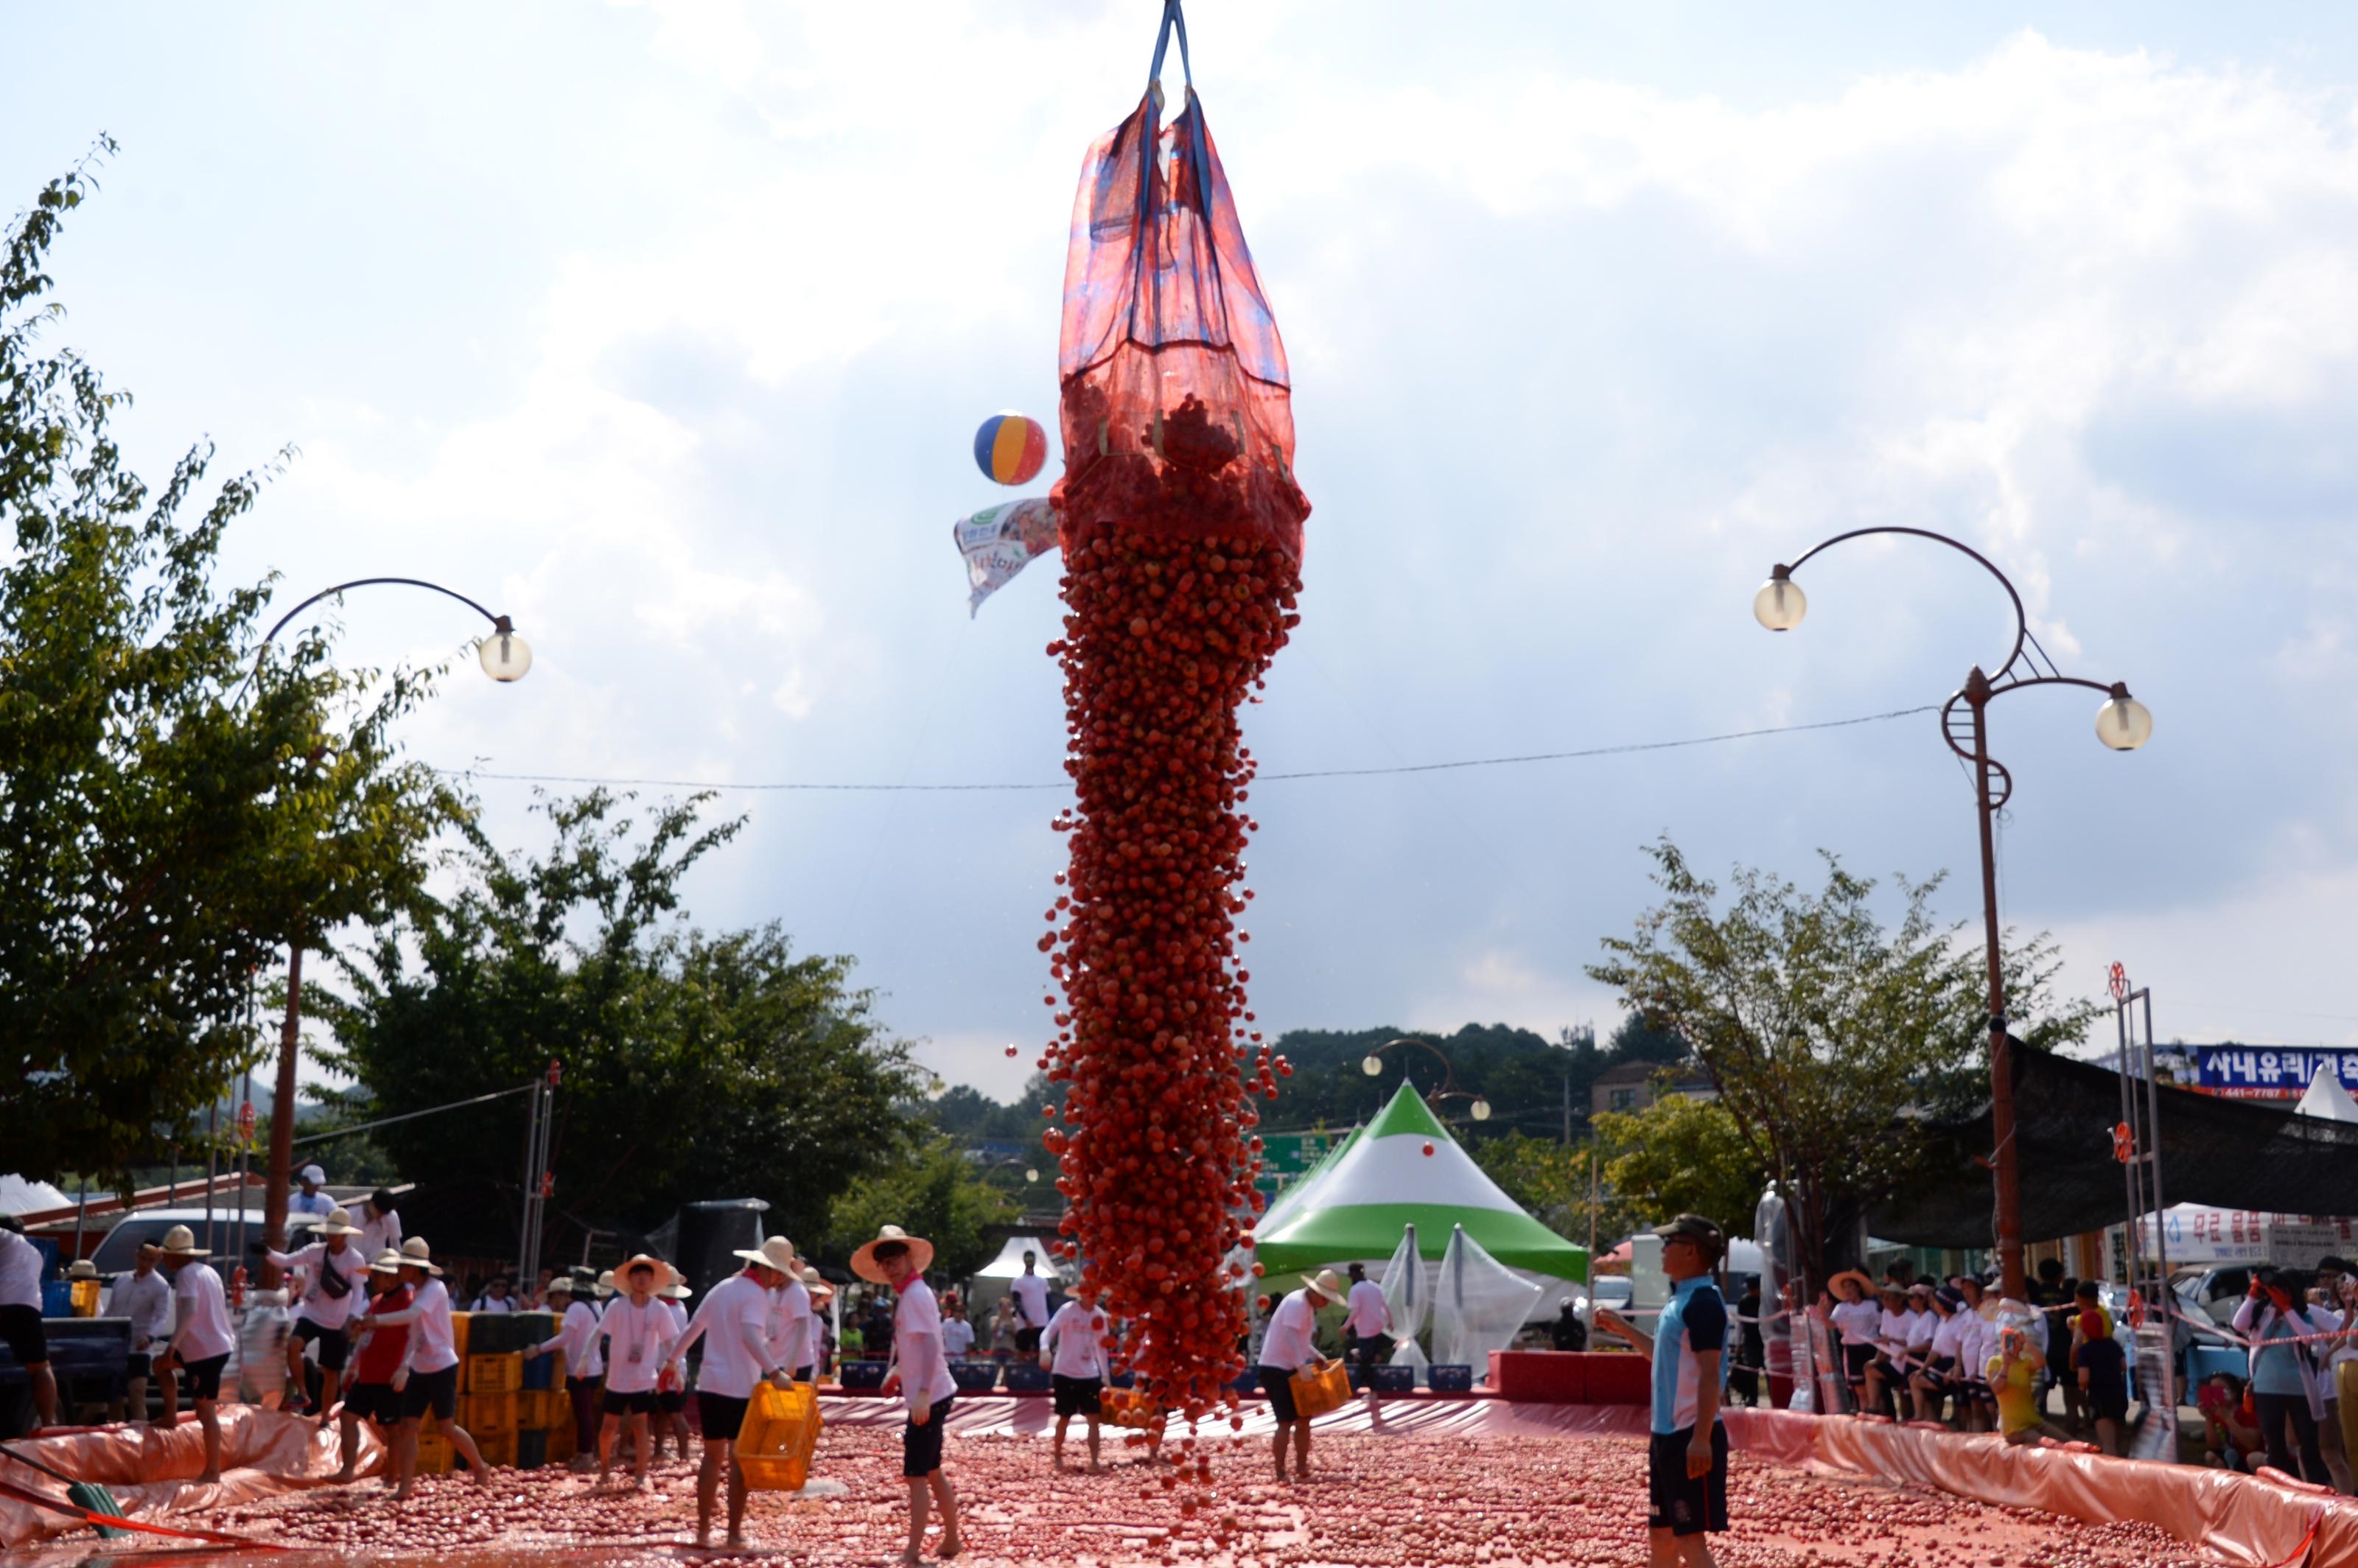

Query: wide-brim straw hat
left=660, top=1281, right=694, bottom=1301
left=65, top=1259, right=99, bottom=1280
left=733, top=1235, right=798, bottom=1275
left=398, top=1236, right=444, bottom=1276
left=315, top=1206, right=364, bottom=1236
left=366, top=1249, right=406, bottom=1275
left=161, top=1225, right=211, bottom=1257
left=546, top=1274, right=576, bottom=1298
left=615, top=1253, right=679, bottom=1293
left=1827, top=1270, right=1875, bottom=1301
left=850, top=1225, right=935, bottom=1284
left=1299, top=1269, right=1347, bottom=1302
left=595, top=1269, right=617, bottom=1299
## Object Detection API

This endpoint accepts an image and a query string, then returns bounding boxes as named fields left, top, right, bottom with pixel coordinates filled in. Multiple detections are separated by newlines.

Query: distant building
left=1590, top=1061, right=1716, bottom=1117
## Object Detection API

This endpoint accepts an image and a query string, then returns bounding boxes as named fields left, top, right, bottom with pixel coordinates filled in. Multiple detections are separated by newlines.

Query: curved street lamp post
left=1361, top=1036, right=1493, bottom=1123
left=1754, top=528, right=2149, bottom=1298
left=256, top=578, right=531, bottom=1267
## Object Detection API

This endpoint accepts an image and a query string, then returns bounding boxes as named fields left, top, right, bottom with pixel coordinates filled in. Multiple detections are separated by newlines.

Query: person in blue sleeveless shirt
left=1598, top=1214, right=1730, bottom=1568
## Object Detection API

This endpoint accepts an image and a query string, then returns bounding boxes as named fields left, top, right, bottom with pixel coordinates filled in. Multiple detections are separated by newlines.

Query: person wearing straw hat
left=335, top=1248, right=416, bottom=1485
left=528, top=1269, right=606, bottom=1471
left=761, top=1240, right=816, bottom=1388
left=670, top=1236, right=797, bottom=1548
left=1823, top=1270, right=1879, bottom=1412
left=258, top=1205, right=368, bottom=1421
left=0, top=1214, right=58, bottom=1434
left=365, top=1236, right=493, bottom=1499
left=651, top=1275, right=696, bottom=1465
left=1257, top=1268, right=1343, bottom=1485
left=1039, top=1278, right=1113, bottom=1472
left=594, top=1254, right=682, bottom=1490
left=153, top=1224, right=234, bottom=1485
left=854, top=1225, right=964, bottom=1567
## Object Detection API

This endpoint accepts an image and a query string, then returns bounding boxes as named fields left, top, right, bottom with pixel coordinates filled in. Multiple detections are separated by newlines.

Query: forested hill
left=928, top=1016, right=1688, bottom=1147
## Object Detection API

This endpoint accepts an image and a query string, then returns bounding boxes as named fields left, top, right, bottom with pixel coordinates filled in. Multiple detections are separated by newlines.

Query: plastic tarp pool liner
left=0, top=1407, right=385, bottom=1547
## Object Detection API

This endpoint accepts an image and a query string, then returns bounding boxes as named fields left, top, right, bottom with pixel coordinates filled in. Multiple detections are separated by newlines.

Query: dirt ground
left=122, top=1428, right=2238, bottom=1568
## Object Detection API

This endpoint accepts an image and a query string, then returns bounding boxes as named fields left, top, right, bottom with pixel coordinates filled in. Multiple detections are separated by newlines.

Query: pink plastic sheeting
left=817, top=1395, right=2358, bottom=1566
left=0, top=1407, right=385, bottom=1548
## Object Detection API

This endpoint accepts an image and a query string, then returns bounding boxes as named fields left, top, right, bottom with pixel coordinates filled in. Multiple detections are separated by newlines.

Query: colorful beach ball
left=973, top=411, right=1048, bottom=486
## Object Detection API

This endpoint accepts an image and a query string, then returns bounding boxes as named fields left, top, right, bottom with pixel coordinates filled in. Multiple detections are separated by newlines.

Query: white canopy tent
left=966, top=1233, right=1069, bottom=1312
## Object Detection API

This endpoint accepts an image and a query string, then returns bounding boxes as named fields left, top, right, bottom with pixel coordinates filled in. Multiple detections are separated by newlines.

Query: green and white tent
left=1251, top=1084, right=1587, bottom=1287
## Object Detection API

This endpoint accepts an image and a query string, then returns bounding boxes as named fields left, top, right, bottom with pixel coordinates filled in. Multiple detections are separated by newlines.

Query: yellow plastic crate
left=460, top=1392, right=516, bottom=1435
left=415, top=1434, right=454, bottom=1475
left=451, top=1312, right=470, bottom=1359
left=514, top=1389, right=558, bottom=1429
left=736, top=1382, right=822, bottom=1492
left=1290, top=1358, right=1350, bottom=1420
left=548, top=1418, right=577, bottom=1460
left=465, top=1352, right=524, bottom=1395
left=470, top=1432, right=516, bottom=1470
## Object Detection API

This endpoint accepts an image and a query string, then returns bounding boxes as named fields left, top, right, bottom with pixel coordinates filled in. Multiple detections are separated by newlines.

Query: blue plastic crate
left=1003, top=1362, right=1052, bottom=1393
left=838, top=1359, right=888, bottom=1391
left=40, top=1281, right=72, bottom=1318
left=950, top=1361, right=1001, bottom=1393
left=1427, top=1364, right=1474, bottom=1393
left=1108, top=1369, right=1136, bottom=1389
left=31, top=1239, right=58, bottom=1282
left=1371, top=1365, right=1416, bottom=1393
left=520, top=1348, right=553, bottom=1390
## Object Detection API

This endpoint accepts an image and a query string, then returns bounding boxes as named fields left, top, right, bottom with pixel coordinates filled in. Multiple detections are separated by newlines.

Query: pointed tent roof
left=1251, top=1084, right=1587, bottom=1283
left=2297, top=1065, right=2358, bottom=1124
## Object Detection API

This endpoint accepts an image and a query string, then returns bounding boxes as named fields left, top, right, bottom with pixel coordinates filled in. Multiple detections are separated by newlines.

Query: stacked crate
left=414, top=1410, right=454, bottom=1475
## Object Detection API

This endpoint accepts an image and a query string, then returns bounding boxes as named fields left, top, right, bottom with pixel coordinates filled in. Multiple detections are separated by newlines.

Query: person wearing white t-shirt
left=153, top=1226, right=235, bottom=1484
left=669, top=1236, right=797, bottom=1549
left=653, top=1281, right=695, bottom=1465
left=593, top=1256, right=682, bottom=1490
left=1258, top=1269, right=1343, bottom=1485
left=260, top=1205, right=368, bottom=1421
left=112, top=1243, right=174, bottom=1422
left=356, top=1189, right=402, bottom=1262
left=0, top=1217, right=57, bottom=1432
left=363, top=1237, right=492, bottom=1500
left=527, top=1271, right=606, bottom=1471
left=942, top=1300, right=976, bottom=1359
left=860, top=1225, right=963, bottom=1568
left=1010, top=1253, right=1052, bottom=1354
left=1343, top=1262, right=1393, bottom=1384
left=1040, top=1283, right=1113, bottom=1471
left=290, top=1164, right=335, bottom=1219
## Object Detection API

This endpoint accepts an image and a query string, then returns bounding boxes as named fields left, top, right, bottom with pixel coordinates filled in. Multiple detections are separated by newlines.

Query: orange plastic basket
left=1290, top=1358, right=1350, bottom=1420
left=1099, top=1387, right=1164, bottom=1430
left=736, top=1381, right=823, bottom=1492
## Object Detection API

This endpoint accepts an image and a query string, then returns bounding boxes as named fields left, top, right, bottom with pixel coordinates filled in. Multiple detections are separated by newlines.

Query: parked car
left=88, top=1208, right=324, bottom=1275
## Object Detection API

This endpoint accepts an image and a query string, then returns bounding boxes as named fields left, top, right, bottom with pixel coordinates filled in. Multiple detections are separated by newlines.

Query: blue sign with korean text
left=2192, top=1046, right=2358, bottom=1099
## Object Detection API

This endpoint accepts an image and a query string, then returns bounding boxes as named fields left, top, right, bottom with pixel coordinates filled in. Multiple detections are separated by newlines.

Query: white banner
left=954, top=497, right=1060, bottom=617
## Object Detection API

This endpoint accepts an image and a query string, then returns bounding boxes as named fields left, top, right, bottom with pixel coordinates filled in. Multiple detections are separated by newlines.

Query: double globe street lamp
left=1362, top=1036, right=1492, bottom=1123
left=1753, top=528, right=2149, bottom=1299
left=256, top=576, right=531, bottom=1263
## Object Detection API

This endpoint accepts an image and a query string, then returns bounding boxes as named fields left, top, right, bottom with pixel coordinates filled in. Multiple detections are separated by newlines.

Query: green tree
left=1591, top=1085, right=1767, bottom=1240
left=1586, top=837, right=2096, bottom=1295
left=1470, top=1129, right=1646, bottom=1247
left=0, top=147, right=455, bottom=1181
left=319, top=790, right=928, bottom=1251
left=822, top=1136, right=1018, bottom=1286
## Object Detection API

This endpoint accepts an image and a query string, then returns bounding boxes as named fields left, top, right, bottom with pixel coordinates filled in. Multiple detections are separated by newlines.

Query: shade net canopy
left=1429, top=1224, right=1544, bottom=1376
left=1869, top=1045, right=2358, bottom=1248
left=1381, top=1222, right=1430, bottom=1373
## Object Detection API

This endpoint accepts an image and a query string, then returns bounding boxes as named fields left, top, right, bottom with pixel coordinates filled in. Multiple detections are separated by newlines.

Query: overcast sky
left=11, top=3, right=2358, bottom=1102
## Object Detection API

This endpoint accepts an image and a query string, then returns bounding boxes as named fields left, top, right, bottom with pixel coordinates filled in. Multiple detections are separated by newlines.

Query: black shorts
left=903, top=1395, right=954, bottom=1477
left=400, top=1363, right=460, bottom=1422
left=601, top=1388, right=659, bottom=1416
left=2084, top=1372, right=2130, bottom=1424
left=348, top=1382, right=404, bottom=1426
left=180, top=1352, right=230, bottom=1403
left=1648, top=1423, right=1729, bottom=1537
left=792, top=1365, right=814, bottom=1385
left=1259, top=1365, right=1301, bottom=1424
left=291, top=1317, right=351, bottom=1371
left=1052, top=1374, right=1103, bottom=1418
left=1351, top=1333, right=1393, bottom=1369
left=658, top=1389, right=686, bottom=1413
left=127, top=1352, right=153, bottom=1380
left=1913, top=1354, right=1958, bottom=1390
left=1015, top=1327, right=1043, bottom=1354
left=1841, top=1343, right=1878, bottom=1383
left=697, top=1391, right=750, bottom=1441
left=0, top=1304, right=47, bottom=1366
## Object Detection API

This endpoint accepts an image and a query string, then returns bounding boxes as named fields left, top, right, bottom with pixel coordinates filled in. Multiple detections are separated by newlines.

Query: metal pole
left=73, top=1177, right=89, bottom=1262
left=262, top=947, right=303, bottom=1284
left=204, top=1098, right=219, bottom=1257
left=1561, top=1070, right=1571, bottom=1147
left=517, top=1076, right=542, bottom=1289
left=1968, top=675, right=2026, bottom=1301
left=1586, top=1154, right=1600, bottom=1283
